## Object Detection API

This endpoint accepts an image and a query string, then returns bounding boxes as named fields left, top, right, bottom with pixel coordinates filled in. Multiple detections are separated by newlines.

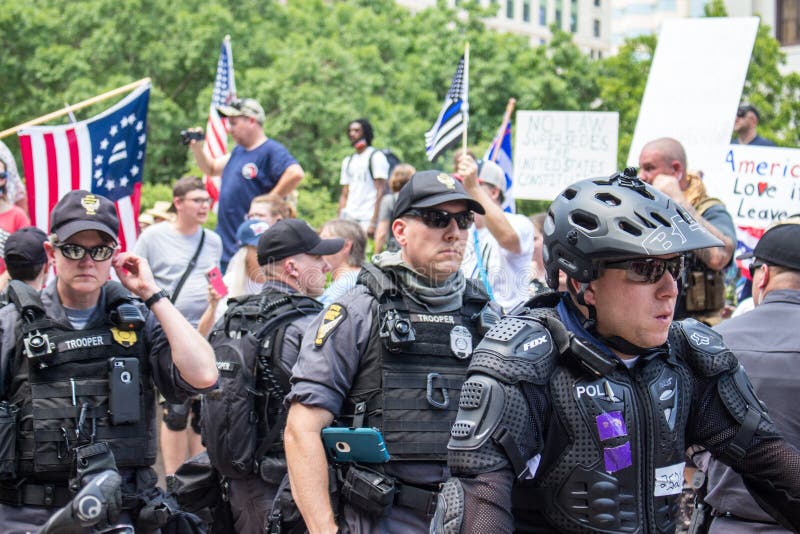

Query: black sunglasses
left=748, top=260, right=765, bottom=278
left=0, top=171, right=7, bottom=179
left=56, top=243, right=116, bottom=261
left=604, top=256, right=685, bottom=284
left=405, top=208, right=474, bottom=230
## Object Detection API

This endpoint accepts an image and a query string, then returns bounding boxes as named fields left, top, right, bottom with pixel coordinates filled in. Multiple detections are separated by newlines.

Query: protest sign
left=706, top=144, right=800, bottom=228
left=627, top=17, right=758, bottom=174
left=514, top=111, right=618, bottom=200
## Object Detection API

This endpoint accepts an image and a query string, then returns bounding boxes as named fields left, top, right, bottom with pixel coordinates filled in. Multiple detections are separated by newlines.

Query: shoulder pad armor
left=468, top=315, right=557, bottom=385
left=670, top=318, right=737, bottom=377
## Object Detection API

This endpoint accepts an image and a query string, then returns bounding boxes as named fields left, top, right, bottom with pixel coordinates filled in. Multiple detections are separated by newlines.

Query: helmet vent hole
left=619, top=220, right=642, bottom=236
left=570, top=211, right=599, bottom=231
left=650, top=211, right=671, bottom=227
left=635, top=213, right=656, bottom=228
left=563, top=188, right=577, bottom=200
left=595, top=192, right=621, bottom=206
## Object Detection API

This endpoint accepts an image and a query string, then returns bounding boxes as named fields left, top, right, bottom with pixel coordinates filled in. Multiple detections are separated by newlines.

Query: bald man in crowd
left=638, top=137, right=736, bottom=324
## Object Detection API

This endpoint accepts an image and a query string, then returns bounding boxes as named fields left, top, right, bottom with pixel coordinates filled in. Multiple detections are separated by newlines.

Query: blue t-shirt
left=216, top=139, right=298, bottom=266
left=732, top=134, right=776, bottom=147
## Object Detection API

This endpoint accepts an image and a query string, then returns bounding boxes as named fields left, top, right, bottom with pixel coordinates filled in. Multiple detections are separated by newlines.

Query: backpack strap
left=694, top=196, right=723, bottom=216
left=251, top=294, right=322, bottom=461
left=7, top=280, right=46, bottom=324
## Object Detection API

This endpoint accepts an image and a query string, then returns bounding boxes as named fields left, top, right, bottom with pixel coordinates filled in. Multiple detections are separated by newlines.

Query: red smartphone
left=206, top=266, right=228, bottom=298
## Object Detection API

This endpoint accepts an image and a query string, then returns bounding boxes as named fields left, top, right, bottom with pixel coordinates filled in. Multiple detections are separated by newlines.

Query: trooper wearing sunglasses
left=285, top=170, right=500, bottom=533
left=0, top=190, right=217, bottom=532
left=434, top=170, right=800, bottom=534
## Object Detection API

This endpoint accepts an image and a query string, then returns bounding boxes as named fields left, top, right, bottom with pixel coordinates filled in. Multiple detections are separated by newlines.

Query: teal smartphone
left=321, top=427, right=390, bottom=463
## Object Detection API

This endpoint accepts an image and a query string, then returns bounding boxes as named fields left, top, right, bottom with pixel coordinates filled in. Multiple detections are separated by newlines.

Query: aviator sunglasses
left=405, top=208, right=474, bottom=230
left=604, top=256, right=685, bottom=284
left=55, top=243, right=117, bottom=261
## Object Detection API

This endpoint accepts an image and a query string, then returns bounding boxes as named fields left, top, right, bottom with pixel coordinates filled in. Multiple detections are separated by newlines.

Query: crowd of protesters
left=0, top=100, right=798, bottom=534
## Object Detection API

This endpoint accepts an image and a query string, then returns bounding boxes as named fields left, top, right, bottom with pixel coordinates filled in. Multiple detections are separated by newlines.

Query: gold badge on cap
left=81, top=194, right=100, bottom=215
left=437, top=173, right=456, bottom=190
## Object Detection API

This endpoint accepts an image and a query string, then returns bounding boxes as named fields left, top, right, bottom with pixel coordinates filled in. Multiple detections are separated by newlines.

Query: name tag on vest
left=57, top=333, right=112, bottom=352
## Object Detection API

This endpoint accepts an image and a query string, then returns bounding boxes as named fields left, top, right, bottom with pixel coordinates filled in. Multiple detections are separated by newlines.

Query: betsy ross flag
left=204, top=36, right=236, bottom=204
left=484, top=120, right=515, bottom=213
left=18, top=82, right=150, bottom=252
left=425, top=56, right=468, bottom=162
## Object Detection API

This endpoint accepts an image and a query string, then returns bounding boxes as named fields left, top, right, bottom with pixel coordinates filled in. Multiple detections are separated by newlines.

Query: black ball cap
left=4, top=226, right=48, bottom=265
left=257, top=219, right=345, bottom=266
left=49, top=190, right=119, bottom=243
left=392, top=170, right=485, bottom=220
left=737, top=223, right=800, bottom=270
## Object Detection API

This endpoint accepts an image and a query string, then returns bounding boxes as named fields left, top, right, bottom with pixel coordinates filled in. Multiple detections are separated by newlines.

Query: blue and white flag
left=19, top=82, right=150, bottom=251
left=425, top=56, right=468, bottom=162
left=484, top=120, right=515, bottom=212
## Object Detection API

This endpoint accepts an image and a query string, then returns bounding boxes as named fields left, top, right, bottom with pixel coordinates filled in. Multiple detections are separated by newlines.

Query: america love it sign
left=706, top=144, right=800, bottom=229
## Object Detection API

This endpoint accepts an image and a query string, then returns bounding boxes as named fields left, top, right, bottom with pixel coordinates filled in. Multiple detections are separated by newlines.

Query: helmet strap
left=571, top=280, right=658, bottom=357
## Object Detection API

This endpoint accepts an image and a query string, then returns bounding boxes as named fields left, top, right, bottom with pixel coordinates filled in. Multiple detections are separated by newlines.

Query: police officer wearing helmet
left=436, top=170, right=800, bottom=533
left=0, top=190, right=217, bottom=532
left=285, top=169, right=498, bottom=532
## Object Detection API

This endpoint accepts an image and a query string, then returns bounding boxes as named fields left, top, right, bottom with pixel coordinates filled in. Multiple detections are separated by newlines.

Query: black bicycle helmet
left=543, top=169, right=723, bottom=290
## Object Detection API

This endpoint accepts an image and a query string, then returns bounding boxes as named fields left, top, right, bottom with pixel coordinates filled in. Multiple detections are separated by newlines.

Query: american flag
left=425, top=55, right=468, bottom=162
left=484, top=120, right=515, bottom=213
left=204, top=36, right=236, bottom=204
left=18, top=82, right=150, bottom=252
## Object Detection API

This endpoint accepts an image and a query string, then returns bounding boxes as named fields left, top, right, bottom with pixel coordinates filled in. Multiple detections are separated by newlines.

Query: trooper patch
left=315, top=304, right=347, bottom=347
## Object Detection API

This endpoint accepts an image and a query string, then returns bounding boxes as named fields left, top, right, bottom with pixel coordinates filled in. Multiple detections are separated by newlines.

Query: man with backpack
left=201, top=218, right=343, bottom=533
left=338, top=118, right=394, bottom=238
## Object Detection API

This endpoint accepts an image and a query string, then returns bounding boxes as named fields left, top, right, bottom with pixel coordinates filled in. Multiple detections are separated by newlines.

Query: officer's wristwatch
left=144, top=289, right=170, bottom=309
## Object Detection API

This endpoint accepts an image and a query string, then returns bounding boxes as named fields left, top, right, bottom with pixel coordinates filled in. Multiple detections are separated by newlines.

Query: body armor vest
left=6, top=281, right=153, bottom=480
left=512, top=306, right=694, bottom=534
left=342, top=265, right=492, bottom=462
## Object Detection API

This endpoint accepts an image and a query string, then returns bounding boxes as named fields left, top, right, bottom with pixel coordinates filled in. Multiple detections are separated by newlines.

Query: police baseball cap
left=50, top=190, right=119, bottom=243
left=738, top=223, right=800, bottom=271
left=257, top=219, right=344, bottom=265
left=236, top=219, right=271, bottom=247
left=217, top=98, right=266, bottom=124
left=4, top=226, right=48, bottom=266
left=392, top=170, right=485, bottom=219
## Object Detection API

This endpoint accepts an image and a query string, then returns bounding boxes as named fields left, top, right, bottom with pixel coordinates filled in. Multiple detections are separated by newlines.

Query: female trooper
left=435, top=170, right=800, bottom=533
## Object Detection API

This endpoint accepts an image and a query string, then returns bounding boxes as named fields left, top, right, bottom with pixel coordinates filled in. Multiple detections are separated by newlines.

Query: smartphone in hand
left=206, top=266, right=228, bottom=298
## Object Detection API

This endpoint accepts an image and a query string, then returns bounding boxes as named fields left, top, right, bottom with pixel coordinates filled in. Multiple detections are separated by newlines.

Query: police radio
left=109, top=303, right=145, bottom=331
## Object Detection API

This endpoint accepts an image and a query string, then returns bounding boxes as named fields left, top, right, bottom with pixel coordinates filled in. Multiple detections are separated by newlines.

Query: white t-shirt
left=134, top=222, right=223, bottom=326
left=461, top=212, right=535, bottom=311
left=340, top=147, right=389, bottom=224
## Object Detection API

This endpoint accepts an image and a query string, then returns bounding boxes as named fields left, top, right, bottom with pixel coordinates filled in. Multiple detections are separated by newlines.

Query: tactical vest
left=341, top=265, right=493, bottom=462
left=509, top=305, right=694, bottom=534
left=202, top=287, right=322, bottom=479
left=6, top=281, right=153, bottom=480
left=677, top=196, right=727, bottom=319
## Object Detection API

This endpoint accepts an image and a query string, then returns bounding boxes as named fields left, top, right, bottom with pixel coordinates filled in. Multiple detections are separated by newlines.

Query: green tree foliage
left=5, top=0, right=796, bottom=226
left=0, top=0, right=600, bottom=224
